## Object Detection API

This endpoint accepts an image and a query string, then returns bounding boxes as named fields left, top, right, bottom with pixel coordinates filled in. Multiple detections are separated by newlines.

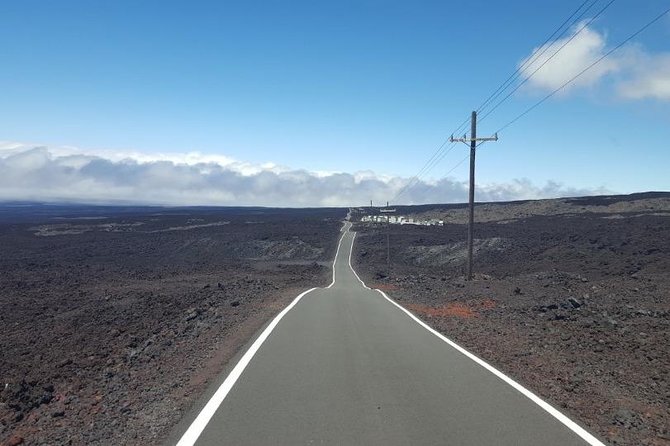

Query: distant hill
left=0, top=202, right=345, bottom=224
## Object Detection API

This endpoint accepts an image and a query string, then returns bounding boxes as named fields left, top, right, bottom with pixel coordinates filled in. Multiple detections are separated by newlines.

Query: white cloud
left=0, top=143, right=609, bottom=207
left=519, top=22, right=670, bottom=101
left=520, top=22, right=621, bottom=92
left=617, top=53, right=670, bottom=100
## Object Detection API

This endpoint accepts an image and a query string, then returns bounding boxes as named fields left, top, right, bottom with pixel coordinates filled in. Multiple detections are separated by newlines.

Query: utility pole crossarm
left=478, top=133, right=499, bottom=142
left=449, top=133, right=498, bottom=144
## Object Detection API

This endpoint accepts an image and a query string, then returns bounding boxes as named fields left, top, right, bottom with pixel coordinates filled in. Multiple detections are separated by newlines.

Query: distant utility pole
left=386, top=201, right=390, bottom=267
left=450, top=111, right=498, bottom=281
left=380, top=205, right=396, bottom=272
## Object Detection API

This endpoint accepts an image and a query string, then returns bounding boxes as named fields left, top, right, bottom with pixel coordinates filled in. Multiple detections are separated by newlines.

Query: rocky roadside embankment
left=0, top=208, right=345, bottom=445
left=352, top=194, right=670, bottom=446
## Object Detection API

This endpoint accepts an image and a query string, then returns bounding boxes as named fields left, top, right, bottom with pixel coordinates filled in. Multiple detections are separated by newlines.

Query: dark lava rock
left=613, top=408, right=639, bottom=428
left=0, top=206, right=345, bottom=446
left=1, top=380, right=53, bottom=415
left=184, top=308, right=201, bottom=321
left=351, top=198, right=670, bottom=446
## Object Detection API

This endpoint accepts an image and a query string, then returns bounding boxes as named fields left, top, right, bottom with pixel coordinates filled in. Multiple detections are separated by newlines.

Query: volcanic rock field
left=1, top=193, right=668, bottom=446
left=0, top=205, right=345, bottom=445
left=352, top=192, right=670, bottom=446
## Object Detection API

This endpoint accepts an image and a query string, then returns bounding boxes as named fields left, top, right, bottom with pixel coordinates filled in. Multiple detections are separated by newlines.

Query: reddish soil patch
left=406, top=302, right=478, bottom=319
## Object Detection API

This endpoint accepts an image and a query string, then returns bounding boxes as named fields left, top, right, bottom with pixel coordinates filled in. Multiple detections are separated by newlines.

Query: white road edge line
left=346, top=229, right=606, bottom=446
left=176, top=223, right=350, bottom=446
left=347, top=232, right=370, bottom=290
left=327, top=222, right=349, bottom=289
left=174, top=287, right=316, bottom=446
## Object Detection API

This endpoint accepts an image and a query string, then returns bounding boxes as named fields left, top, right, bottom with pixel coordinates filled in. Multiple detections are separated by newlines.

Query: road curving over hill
left=171, top=221, right=605, bottom=446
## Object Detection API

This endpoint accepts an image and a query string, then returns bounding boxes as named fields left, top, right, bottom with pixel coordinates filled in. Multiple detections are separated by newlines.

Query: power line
left=495, top=5, right=670, bottom=135
left=444, top=154, right=469, bottom=177
left=392, top=116, right=470, bottom=201
left=479, top=0, right=616, bottom=123
left=394, top=0, right=658, bottom=205
left=409, top=132, right=467, bottom=188
left=404, top=116, right=469, bottom=181
left=391, top=141, right=454, bottom=202
left=397, top=153, right=469, bottom=202
left=476, top=0, right=598, bottom=116
left=393, top=0, right=604, bottom=204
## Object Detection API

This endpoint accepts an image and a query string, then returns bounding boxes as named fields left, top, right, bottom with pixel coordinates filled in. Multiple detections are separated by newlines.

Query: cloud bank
left=520, top=21, right=670, bottom=100
left=0, top=143, right=608, bottom=207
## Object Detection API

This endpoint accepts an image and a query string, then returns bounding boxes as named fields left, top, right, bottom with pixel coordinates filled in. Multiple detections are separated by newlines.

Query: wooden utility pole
left=380, top=205, right=396, bottom=273
left=386, top=201, right=390, bottom=267
left=387, top=224, right=390, bottom=267
left=450, top=111, right=498, bottom=281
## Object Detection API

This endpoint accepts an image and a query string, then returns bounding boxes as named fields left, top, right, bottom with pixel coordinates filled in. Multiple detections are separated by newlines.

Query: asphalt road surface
left=174, top=222, right=604, bottom=446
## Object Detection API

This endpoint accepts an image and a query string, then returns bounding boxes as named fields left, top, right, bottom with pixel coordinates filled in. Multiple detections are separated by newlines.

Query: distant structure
left=360, top=214, right=444, bottom=227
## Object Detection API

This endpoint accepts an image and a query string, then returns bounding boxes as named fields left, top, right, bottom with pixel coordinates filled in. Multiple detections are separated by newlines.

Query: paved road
left=174, top=222, right=603, bottom=446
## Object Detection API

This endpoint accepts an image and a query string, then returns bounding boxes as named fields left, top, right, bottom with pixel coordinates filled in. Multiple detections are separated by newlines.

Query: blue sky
left=1, top=1, right=669, bottom=206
